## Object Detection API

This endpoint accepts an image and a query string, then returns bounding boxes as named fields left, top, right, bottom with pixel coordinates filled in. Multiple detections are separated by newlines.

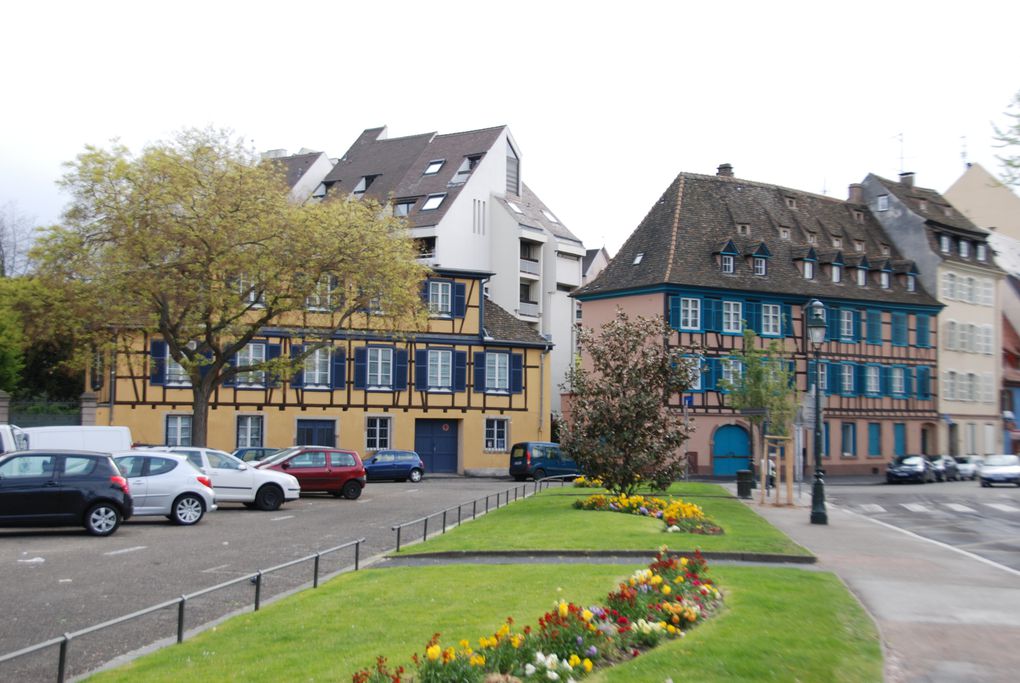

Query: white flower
left=535, top=652, right=546, bottom=664
left=525, top=663, right=536, bottom=676
left=547, top=654, right=560, bottom=670
left=667, top=525, right=680, bottom=533
left=547, top=672, right=560, bottom=681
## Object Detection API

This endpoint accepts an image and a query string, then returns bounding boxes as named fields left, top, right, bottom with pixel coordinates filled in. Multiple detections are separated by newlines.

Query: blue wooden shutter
left=511, top=353, right=524, bottom=393
left=827, top=309, right=839, bottom=341
left=892, top=312, right=907, bottom=345
left=266, top=343, right=281, bottom=386
left=669, top=296, right=681, bottom=330
left=781, top=303, right=793, bottom=337
left=474, top=352, right=487, bottom=392
left=855, top=363, right=866, bottom=396
left=704, top=299, right=721, bottom=332
left=393, top=349, right=408, bottom=390
left=150, top=340, right=166, bottom=385
left=827, top=362, right=841, bottom=394
left=852, top=310, right=862, bottom=342
left=903, top=367, right=913, bottom=397
left=916, top=314, right=930, bottom=348
left=880, top=365, right=891, bottom=396
left=353, top=347, right=368, bottom=389
left=867, top=310, right=882, bottom=344
left=290, top=344, right=304, bottom=388
left=453, top=283, right=467, bottom=318
left=916, top=366, right=930, bottom=400
left=745, top=301, right=761, bottom=334
left=420, top=280, right=430, bottom=303
left=414, top=349, right=428, bottom=390
left=453, top=351, right=467, bottom=391
left=330, top=347, right=346, bottom=389
left=704, top=358, right=720, bottom=390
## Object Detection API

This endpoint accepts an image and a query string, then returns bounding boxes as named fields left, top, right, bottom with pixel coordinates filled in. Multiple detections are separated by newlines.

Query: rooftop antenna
left=821, top=176, right=828, bottom=196
left=896, top=132, right=905, bottom=173
left=960, top=135, right=969, bottom=167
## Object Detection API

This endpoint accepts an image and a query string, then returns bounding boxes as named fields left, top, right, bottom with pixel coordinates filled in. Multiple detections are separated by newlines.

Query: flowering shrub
left=352, top=548, right=722, bottom=682
left=572, top=476, right=604, bottom=488
left=572, top=494, right=723, bottom=534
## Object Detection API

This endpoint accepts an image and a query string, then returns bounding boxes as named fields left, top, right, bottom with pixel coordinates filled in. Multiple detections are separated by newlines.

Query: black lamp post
left=806, top=299, right=828, bottom=525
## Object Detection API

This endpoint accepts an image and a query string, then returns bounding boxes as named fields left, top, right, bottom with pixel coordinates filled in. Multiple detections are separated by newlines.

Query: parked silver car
left=979, top=454, right=1020, bottom=487
left=954, top=455, right=983, bottom=481
left=113, top=451, right=216, bottom=525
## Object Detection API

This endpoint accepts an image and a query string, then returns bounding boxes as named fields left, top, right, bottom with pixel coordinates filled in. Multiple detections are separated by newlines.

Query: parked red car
left=256, top=447, right=366, bottom=499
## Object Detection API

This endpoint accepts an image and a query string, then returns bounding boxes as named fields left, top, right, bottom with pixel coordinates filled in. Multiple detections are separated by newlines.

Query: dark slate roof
left=269, top=151, right=326, bottom=189
left=482, top=298, right=551, bottom=347
left=322, top=126, right=506, bottom=227
left=575, top=171, right=939, bottom=307
left=582, top=248, right=604, bottom=273
left=869, top=173, right=1003, bottom=274
left=497, top=183, right=583, bottom=244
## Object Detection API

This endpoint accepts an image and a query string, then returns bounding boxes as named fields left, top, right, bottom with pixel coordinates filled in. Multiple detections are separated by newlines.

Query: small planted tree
left=560, top=309, right=696, bottom=495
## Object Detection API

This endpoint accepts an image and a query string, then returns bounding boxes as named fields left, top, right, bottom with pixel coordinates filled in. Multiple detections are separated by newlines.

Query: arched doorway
left=921, top=423, right=937, bottom=456
left=712, top=424, right=751, bottom=477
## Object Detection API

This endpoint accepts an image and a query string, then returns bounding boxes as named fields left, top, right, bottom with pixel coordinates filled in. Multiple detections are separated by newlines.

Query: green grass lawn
left=86, top=563, right=880, bottom=683
left=397, top=483, right=810, bottom=556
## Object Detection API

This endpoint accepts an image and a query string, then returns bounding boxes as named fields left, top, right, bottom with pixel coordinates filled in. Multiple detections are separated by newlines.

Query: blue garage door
left=296, top=420, right=336, bottom=447
left=712, top=425, right=751, bottom=477
left=414, top=419, right=458, bottom=473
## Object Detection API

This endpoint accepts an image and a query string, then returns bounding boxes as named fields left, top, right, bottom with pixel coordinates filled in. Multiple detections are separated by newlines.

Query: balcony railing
left=518, top=301, right=540, bottom=317
left=519, top=258, right=540, bottom=275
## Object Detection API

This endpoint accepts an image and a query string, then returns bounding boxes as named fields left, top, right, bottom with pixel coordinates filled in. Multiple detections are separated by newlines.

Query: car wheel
left=171, top=493, right=205, bottom=525
left=533, top=468, right=547, bottom=481
left=408, top=468, right=423, bottom=483
left=342, top=481, right=362, bottom=500
left=254, top=485, right=284, bottom=511
left=85, top=503, right=121, bottom=536
left=981, top=481, right=990, bottom=487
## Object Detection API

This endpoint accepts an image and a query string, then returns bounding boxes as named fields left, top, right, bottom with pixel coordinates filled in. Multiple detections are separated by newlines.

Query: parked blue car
left=508, top=442, right=578, bottom=481
left=363, top=450, right=425, bottom=482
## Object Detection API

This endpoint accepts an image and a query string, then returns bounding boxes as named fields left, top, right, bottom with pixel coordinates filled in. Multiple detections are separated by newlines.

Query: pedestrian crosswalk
left=849, top=502, right=1020, bottom=514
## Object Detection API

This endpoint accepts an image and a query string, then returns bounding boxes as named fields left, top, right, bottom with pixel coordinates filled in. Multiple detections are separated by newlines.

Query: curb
left=383, top=549, right=816, bottom=564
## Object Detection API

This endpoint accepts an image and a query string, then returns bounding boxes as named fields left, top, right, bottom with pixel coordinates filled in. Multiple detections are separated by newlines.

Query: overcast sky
left=3, top=1, right=1018, bottom=254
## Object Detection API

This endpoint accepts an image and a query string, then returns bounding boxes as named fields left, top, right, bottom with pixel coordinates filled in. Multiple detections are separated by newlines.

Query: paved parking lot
left=0, top=476, right=524, bottom=680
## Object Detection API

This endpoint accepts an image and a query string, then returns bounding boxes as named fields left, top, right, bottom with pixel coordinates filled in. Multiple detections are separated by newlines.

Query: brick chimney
left=717, top=163, right=734, bottom=177
left=899, top=172, right=914, bottom=188
left=848, top=183, right=863, bottom=203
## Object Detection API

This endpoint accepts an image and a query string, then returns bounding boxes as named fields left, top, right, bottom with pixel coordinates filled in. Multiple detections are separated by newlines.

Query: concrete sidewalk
left=729, top=484, right=1020, bottom=683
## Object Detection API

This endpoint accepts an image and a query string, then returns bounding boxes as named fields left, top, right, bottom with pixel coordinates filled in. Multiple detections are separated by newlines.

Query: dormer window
left=721, top=254, right=735, bottom=274
left=880, top=271, right=890, bottom=289
left=424, top=160, right=445, bottom=175
left=450, top=155, right=481, bottom=184
left=541, top=209, right=559, bottom=223
left=959, top=241, right=970, bottom=258
left=854, top=241, right=865, bottom=252
left=754, top=257, right=767, bottom=276
left=780, top=228, right=791, bottom=240
left=804, top=261, right=815, bottom=279
left=943, top=206, right=953, bottom=217
left=856, top=268, right=867, bottom=286
left=832, top=265, right=842, bottom=283
left=633, top=253, right=644, bottom=265
left=312, top=183, right=327, bottom=199
left=881, top=244, right=890, bottom=256
left=393, top=200, right=415, bottom=217
left=785, top=197, right=797, bottom=209
left=907, top=274, right=916, bottom=292
left=737, top=223, right=750, bottom=236
left=852, top=210, right=863, bottom=223
left=918, top=200, right=928, bottom=212
left=832, top=238, right=842, bottom=248
left=352, top=175, right=378, bottom=199
left=806, top=232, right=817, bottom=244
left=421, top=194, right=446, bottom=211
left=977, top=243, right=987, bottom=261
left=940, top=235, right=951, bottom=253
left=877, top=195, right=889, bottom=211
left=505, top=200, right=524, bottom=214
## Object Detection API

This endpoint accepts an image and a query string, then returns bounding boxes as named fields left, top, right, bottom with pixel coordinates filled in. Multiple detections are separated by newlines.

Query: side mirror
left=281, top=461, right=290, bottom=469
left=238, top=463, right=248, bottom=471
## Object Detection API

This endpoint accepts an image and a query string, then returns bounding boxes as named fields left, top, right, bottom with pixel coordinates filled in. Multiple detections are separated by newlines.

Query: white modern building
left=262, top=149, right=336, bottom=204
left=318, top=126, right=586, bottom=411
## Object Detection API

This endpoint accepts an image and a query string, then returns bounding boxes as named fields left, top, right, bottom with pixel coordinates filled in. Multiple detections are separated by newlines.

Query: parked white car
left=979, top=454, right=1020, bottom=488
left=166, top=447, right=300, bottom=510
left=954, top=455, right=983, bottom=481
left=113, top=451, right=216, bottom=525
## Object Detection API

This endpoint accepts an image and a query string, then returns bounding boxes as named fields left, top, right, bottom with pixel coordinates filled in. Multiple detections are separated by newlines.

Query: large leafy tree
left=560, top=309, right=696, bottom=495
left=33, top=128, right=428, bottom=446
left=995, top=89, right=1020, bottom=187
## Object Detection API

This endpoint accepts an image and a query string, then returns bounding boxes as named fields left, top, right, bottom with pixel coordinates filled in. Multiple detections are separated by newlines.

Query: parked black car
left=363, top=450, right=425, bottom=482
left=0, top=450, right=133, bottom=536
left=886, top=455, right=935, bottom=484
left=930, top=455, right=960, bottom=482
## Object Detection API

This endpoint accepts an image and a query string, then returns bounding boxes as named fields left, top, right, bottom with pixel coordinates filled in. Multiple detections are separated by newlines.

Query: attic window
left=877, top=195, right=889, bottom=211
left=856, top=268, right=867, bottom=286
left=806, top=232, right=817, bottom=244
left=854, top=240, right=865, bottom=252
left=423, top=160, right=445, bottom=175
left=853, top=209, right=864, bottom=223
left=421, top=194, right=446, bottom=211
left=541, top=209, right=559, bottom=223
left=943, top=206, right=953, bottom=217
left=907, top=274, right=916, bottom=292
left=918, top=199, right=928, bottom=212
left=754, top=257, right=767, bottom=276
left=780, top=228, right=791, bottom=240
left=451, top=155, right=481, bottom=184
left=881, top=244, right=890, bottom=256
left=832, top=265, right=842, bottom=283
left=880, top=271, right=890, bottom=289
left=633, top=252, right=644, bottom=265
left=959, top=241, right=970, bottom=258
left=505, top=200, right=524, bottom=214
left=976, top=243, right=987, bottom=261
left=940, top=235, right=951, bottom=253
left=721, top=254, right=735, bottom=274
left=353, top=175, right=378, bottom=198
left=785, top=197, right=797, bottom=209
left=832, top=238, right=842, bottom=248
left=393, top=200, right=415, bottom=217
left=736, top=223, right=750, bottom=236
left=312, top=183, right=327, bottom=199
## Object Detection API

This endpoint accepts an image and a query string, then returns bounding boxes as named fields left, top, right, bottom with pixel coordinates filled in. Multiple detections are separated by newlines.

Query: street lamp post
left=806, top=299, right=828, bottom=525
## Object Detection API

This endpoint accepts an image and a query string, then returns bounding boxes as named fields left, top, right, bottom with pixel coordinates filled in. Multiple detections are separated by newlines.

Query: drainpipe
left=538, top=345, right=549, bottom=440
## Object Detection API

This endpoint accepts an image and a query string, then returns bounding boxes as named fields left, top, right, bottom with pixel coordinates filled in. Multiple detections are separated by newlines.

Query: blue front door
left=414, top=419, right=458, bottom=473
left=296, top=420, right=336, bottom=447
left=712, top=425, right=751, bottom=477
left=894, top=423, right=906, bottom=458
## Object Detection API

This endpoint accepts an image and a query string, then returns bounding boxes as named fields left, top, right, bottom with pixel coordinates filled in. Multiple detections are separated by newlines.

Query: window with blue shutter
left=669, top=296, right=681, bottom=330
left=394, top=349, right=409, bottom=391
left=704, top=298, right=721, bottom=332
left=880, top=365, right=891, bottom=396
left=266, top=343, right=281, bottom=387
left=827, top=362, right=841, bottom=395
left=745, top=301, right=761, bottom=334
left=510, top=353, right=524, bottom=393
left=915, top=314, right=930, bottom=348
left=354, top=347, right=368, bottom=389
left=330, top=347, right=346, bottom=389
left=473, top=352, right=487, bottom=393
left=853, top=310, right=862, bottom=342
left=866, top=310, right=882, bottom=344
left=868, top=423, right=882, bottom=457
left=453, top=283, right=467, bottom=318
left=453, top=351, right=467, bottom=391
left=414, top=349, right=428, bottom=391
left=150, top=340, right=167, bottom=385
left=891, top=312, right=907, bottom=346
left=916, top=366, right=930, bottom=400
left=826, top=309, right=839, bottom=341
left=290, top=344, right=304, bottom=388
left=823, top=421, right=830, bottom=457
left=855, top=364, right=867, bottom=396
left=782, top=303, right=793, bottom=337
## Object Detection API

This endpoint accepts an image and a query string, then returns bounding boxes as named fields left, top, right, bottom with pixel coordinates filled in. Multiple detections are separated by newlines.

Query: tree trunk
left=191, top=385, right=212, bottom=448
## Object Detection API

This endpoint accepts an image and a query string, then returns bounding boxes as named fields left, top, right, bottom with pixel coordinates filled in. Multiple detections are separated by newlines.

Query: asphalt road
left=0, top=476, right=526, bottom=681
left=826, top=478, right=1020, bottom=571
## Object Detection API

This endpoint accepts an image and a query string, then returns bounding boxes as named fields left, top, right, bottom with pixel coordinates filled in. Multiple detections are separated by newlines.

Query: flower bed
left=572, top=476, right=604, bottom=488
left=572, top=494, right=724, bottom=535
left=353, top=549, right=723, bottom=682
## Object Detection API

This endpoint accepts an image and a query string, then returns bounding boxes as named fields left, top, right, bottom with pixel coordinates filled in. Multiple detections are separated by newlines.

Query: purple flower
left=587, top=645, right=598, bottom=657
left=639, top=506, right=648, bottom=515
left=576, top=636, right=584, bottom=646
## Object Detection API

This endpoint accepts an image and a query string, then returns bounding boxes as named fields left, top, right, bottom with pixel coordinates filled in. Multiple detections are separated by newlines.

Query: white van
left=22, top=426, right=133, bottom=453
left=0, top=424, right=29, bottom=454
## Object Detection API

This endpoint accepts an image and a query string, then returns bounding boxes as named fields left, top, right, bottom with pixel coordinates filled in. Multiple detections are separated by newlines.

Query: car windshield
left=984, top=455, right=1019, bottom=467
left=895, top=456, right=923, bottom=466
left=258, top=446, right=302, bottom=466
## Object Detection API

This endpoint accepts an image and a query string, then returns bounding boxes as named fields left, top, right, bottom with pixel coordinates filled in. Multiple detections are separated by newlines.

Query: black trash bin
left=736, top=469, right=753, bottom=499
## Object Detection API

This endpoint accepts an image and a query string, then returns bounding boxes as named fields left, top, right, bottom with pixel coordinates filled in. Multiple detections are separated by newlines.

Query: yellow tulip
left=583, top=658, right=594, bottom=673
left=662, top=585, right=671, bottom=595
left=582, top=609, right=593, bottom=622
left=426, top=644, right=441, bottom=661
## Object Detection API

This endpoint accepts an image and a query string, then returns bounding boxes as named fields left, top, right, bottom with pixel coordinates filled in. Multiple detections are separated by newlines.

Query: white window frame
left=906, top=275, right=915, bottom=292
left=721, top=358, right=741, bottom=386
left=484, top=417, right=509, bottom=452
left=166, top=414, right=193, bottom=447
left=940, top=235, right=951, bottom=253
left=959, top=240, right=970, bottom=258
left=984, top=423, right=996, bottom=454
left=721, top=254, right=735, bottom=274
left=832, top=265, right=842, bottom=283
left=423, top=160, right=444, bottom=175
left=365, top=416, right=392, bottom=451
left=866, top=366, right=880, bottom=395
left=804, top=261, right=815, bottom=279
left=304, top=347, right=331, bottom=387
left=687, top=356, right=703, bottom=391
left=421, top=193, right=446, bottom=211
left=877, top=195, right=889, bottom=211
left=943, top=272, right=956, bottom=299
left=722, top=301, right=742, bottom=333
left=305, top=275, right=334, bottom=310
left=485, top=352, right=510, bottom=392
left=880, top=271, right=890, bottom=289
left=754, top=257, right=767, bottom=276
left=680, top=298, right=701, bottom=330
left=976, top=243, right=987, bottom=262
left=841, top=423, right=856, bottom=457
left=236, top=343, right=266, bottom=386
left=236, top=415, right=263, bottom=448
left=840, top=309, right=854, bottom=340
left=367, top=347, right=393, bottom=389
left=857, top=268, right=867, bottom=286
left=842, top=364, right=854, bottom=394
left=891, top=367, right=905, bottom=396
left=427, top=349, right=453, bottom=390
left=945, top=370, right=957, bottom=400
left=428, top=281, right=452, bottom=316
left=166, top=349, right=191, bottom=387
left=817, top=363, right=828, bottom=392
left=761, top=304, right=781, bottom=336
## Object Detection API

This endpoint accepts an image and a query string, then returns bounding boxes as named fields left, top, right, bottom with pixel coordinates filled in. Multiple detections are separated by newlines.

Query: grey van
left=508, top=442, right=578, bottom=481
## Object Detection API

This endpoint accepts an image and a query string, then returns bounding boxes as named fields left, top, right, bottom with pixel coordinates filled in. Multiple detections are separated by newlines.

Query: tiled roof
left=497, top=183, right=583, bottom=244
left=482, top=298, right=551, bottom=346
left=575, top=170, right=939, bottom=307
left=269, top=151, right=326, bottom=189
left=322, top=126, right=506, bottom=227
